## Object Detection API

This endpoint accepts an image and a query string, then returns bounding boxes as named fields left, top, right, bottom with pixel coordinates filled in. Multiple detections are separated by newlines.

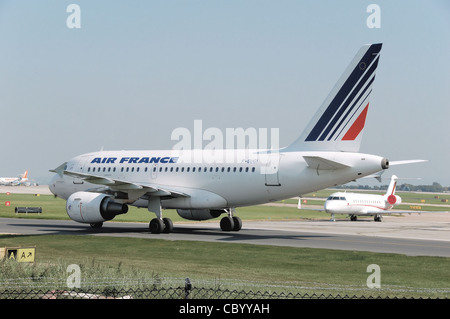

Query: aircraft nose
left=324, top=200, right=336, bottom=213
left=48, top=174, right=60, bottom=197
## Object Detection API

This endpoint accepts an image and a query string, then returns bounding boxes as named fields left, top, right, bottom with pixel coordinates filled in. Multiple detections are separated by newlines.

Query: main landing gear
left=348, top=214, right=383, bottom=222
left=220, top=208, right=242, bottom=232
left=149, top=217, right=173, bottom=234
left=148, top=197, right=174, bottom=234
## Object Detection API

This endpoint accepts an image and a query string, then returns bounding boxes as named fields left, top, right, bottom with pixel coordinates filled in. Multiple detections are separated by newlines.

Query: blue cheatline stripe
left=318, top=55, right=379, bottom=141
left=326, top=59, right=378, bottom=141
left=305, top=43, right=382, bottom=142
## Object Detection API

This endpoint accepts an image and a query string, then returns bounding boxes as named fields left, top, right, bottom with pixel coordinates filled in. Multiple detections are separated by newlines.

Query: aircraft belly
left=162, top=188, right=228, bottom=209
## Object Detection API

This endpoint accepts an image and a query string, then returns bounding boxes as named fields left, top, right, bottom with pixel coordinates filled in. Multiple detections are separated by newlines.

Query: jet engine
left=176, top=209, right=225, bottom=221
left=66, top=191, right=128, bottom=224
left=387, top=194, right=402, bottom=205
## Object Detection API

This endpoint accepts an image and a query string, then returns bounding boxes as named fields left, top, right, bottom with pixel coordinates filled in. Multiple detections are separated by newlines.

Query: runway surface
left=1, top=215, right=449, bottom=257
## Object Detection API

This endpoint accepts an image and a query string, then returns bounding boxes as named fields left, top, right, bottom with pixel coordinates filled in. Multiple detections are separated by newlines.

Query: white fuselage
left=324, top=192, right=395, bottom=216
left=50, top=149, right=387, bottom=210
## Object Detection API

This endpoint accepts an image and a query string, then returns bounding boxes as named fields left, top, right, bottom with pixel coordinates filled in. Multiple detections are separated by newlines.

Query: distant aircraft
left=322, top=175, right=448, bottom=221
left=0, top=170, right=28, bottom=186
left=49, top=43, right=425, bottom=233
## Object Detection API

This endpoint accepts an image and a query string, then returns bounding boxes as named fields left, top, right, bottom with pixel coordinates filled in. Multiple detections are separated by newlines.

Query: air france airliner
left=49, top=43, right=424, bottom=233
left=323, top=175, right=448, bottom=221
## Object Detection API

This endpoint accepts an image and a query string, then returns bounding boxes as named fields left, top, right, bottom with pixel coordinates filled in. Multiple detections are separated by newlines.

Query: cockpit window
left=327, top=196, right=346, bottom=201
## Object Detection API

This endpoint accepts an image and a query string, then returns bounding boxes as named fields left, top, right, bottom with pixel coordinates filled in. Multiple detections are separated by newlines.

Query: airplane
left=0, top=170, right=29, bottom=186
left=321, top=175, right=448, bottom=222
left=49, top=43, right=425, bottom=233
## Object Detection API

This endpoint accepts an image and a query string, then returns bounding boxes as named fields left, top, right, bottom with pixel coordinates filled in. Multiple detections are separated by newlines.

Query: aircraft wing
left=63, top=170, right=189, bottom=198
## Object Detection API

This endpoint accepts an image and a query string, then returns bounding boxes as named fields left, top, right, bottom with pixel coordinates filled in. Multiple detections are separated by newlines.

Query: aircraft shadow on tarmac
left=6, top=221, right=333, bottom=243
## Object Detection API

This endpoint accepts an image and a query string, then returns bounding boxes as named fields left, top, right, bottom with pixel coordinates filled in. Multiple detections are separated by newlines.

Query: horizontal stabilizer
left=390, top=159, right=428, bottom=166
left=303, top=156, right=351, bottom=170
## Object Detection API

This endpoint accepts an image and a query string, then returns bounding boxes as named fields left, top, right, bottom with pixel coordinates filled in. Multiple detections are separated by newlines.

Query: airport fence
left=0, top=277, right=448, bottom=299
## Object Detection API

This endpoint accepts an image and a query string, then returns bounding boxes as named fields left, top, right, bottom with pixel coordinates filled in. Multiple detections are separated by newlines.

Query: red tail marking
left=342, top=104, right=369, bottom=141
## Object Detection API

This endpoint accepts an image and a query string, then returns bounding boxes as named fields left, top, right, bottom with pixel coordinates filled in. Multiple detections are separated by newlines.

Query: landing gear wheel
left=220, top=216, right=235, bottom=231
left=90, top=222, right=103, bottom=229
left=149, top=218, right=165, bottom=234
left=162, top=218, right=173, bottom=233
left=350, top=215, right=357, bottom=221
left=374, top=215, right=382, bottom=222
left=232, top=216, right=242, bottom=231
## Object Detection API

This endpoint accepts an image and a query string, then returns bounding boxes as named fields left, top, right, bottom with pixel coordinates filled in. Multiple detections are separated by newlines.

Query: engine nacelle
left=176, top=209, right=225, bottom=221
left=66, top=191, right=128, bottom=223
left=387, top=194, right=402, bottom=205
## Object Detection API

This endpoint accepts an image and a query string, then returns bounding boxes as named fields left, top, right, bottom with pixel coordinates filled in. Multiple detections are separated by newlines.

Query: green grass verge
left=0, top=234, right=449, bottom=298
left=1, top=192, right=449, bottom=298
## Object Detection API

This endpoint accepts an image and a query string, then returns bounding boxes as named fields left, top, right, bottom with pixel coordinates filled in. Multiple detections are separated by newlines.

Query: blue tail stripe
left=318, top=56, right=379, bottom=141
left=325, top=58, right=378, bottom=141
left=305, top=43, right=382, bottom=142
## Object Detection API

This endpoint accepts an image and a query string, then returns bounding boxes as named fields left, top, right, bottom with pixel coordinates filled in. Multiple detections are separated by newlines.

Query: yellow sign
left=4, top=247, right=36, bottom=263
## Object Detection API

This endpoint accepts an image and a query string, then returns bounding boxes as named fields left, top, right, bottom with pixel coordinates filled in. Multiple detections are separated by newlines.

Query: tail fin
left=385, top=175, right=398, bottom=204
left=22, top=170, right=28, bottom=179
left=385, top=175, right=398, bottom=196
left=285, top=43, right=382, bottom=152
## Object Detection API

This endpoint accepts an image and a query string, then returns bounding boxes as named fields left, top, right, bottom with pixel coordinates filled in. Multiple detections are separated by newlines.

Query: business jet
left=0, top=171, right=28, bottom=186
left=322, top=175, right=447, bottom=221
left=49, top=43, right=425, bottom=233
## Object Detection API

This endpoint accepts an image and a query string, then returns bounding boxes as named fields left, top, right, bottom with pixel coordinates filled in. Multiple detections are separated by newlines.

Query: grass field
left=1, top=191, right=449, bottom=298
left=1, top=234, right=449, bottom=298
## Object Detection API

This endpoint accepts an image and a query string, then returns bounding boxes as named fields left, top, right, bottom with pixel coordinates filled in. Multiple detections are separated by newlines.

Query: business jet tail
left=285, top=43, right=382, bottom=152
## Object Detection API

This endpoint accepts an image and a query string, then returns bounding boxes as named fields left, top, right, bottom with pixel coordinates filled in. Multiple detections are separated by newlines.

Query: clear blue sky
left=0, top=1, right=449, bottom=186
